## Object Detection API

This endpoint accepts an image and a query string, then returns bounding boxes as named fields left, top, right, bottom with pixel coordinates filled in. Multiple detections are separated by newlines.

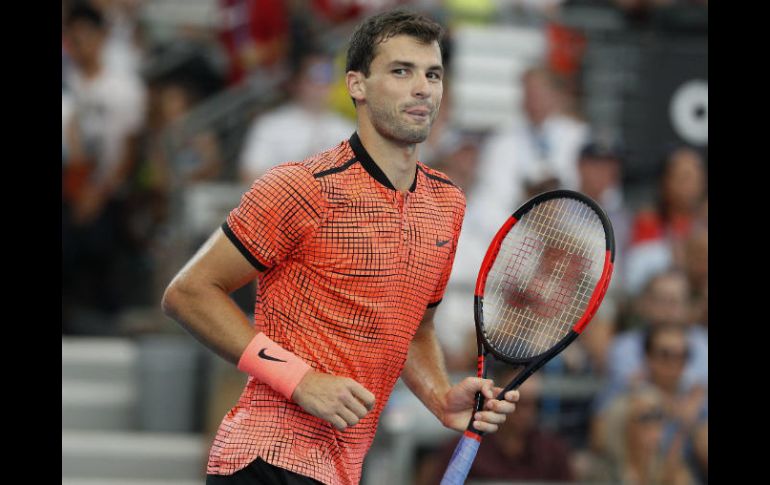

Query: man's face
left=357, top=35, right=443, bottom=144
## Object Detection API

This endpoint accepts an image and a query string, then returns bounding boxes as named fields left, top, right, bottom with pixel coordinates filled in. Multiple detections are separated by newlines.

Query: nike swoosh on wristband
left=258, top=348, right=287, bottom=362
left=436, top=239, right=450, bottom=247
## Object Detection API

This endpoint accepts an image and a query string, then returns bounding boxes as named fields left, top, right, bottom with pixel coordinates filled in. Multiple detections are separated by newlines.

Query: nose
left=412, top=73, right=431, bottom=99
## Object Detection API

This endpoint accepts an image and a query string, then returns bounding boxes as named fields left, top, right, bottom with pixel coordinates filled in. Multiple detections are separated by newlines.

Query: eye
left=392, top=68, right=408, bottom=76
left=427, top=72, right=442, bottom=81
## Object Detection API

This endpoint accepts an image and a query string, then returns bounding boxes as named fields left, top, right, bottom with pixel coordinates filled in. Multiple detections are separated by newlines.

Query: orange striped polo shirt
left=210, top=133, right=466, bottom=484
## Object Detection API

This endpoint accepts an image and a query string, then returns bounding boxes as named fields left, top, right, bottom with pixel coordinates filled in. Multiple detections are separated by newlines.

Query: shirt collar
left=349, top=132, right=418, bottom=193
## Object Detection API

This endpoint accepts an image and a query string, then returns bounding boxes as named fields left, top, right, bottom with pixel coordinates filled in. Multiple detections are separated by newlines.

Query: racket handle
left=439, top=432, right=482, bottom=485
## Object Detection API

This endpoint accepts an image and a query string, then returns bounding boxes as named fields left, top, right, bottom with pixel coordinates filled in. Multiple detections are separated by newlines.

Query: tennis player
left=162, top=9, right=519, bottom=485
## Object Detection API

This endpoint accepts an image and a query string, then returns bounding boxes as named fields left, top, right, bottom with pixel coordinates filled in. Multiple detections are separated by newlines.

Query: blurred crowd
left=62, top=0, right=706, bottom=483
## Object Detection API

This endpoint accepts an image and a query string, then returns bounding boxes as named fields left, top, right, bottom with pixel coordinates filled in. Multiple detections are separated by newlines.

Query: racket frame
left=469, top=189, right=615, bottom=431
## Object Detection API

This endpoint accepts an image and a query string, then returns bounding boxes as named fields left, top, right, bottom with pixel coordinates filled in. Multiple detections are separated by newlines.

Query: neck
left=356, top=118, right=419, bottom=192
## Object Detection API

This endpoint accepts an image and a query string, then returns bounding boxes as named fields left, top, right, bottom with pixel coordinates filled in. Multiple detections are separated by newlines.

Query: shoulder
left=300, top=139, right=356, bottom=179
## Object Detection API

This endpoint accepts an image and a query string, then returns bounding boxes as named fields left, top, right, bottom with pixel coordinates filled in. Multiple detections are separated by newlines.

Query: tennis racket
left=440, top=189, right=615, bottom=485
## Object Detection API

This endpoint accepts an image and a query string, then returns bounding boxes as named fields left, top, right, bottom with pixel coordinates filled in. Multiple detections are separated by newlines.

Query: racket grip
left=439, top=432, right=482, bottom=485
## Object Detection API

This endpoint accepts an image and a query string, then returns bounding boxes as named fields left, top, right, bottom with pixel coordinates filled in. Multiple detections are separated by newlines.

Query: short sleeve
left=428, top=192, right=466, bottom=307
left=223, top=163, right=326, bottom=271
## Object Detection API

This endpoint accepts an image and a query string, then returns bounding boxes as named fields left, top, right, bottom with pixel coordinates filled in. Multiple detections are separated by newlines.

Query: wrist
left=238, top=332, right=312, bottom=400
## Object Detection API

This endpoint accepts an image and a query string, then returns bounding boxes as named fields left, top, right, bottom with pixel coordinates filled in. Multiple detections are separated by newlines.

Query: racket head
left=474, top=190, right=615, bottom=366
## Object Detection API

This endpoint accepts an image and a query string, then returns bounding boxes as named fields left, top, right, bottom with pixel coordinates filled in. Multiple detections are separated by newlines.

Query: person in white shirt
left=238, top=51, right=355, bottom=184
left=63, top=2, right=146, bottom=224
left=469, top=66, right=588, bottom=245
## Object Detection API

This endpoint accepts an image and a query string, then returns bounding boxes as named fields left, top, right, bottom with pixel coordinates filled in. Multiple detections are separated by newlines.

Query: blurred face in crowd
left=646, top=327, right=689, bottom=393
left=66, top=19, right=105, bottom=71
left=294, top=55, right=336, bottom=113
left=350, top=35, right=443, bottom=145
left=522, top=69, right=562, bottom=127
left=638, top=272, right=691, bottom=327
left=625, top=391, right=665, bottom=456
left=662, top=148, right=706, bottom=214
left=578, top=156, right=620, bottom=201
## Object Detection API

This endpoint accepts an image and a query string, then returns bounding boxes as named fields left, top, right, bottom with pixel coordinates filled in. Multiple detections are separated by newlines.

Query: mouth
left=404, top=107, right=431, bottom=121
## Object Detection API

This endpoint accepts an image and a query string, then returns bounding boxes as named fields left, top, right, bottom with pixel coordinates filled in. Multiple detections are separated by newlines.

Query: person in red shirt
left=163, top=9, right=519, bottom=485
left=624, top=146, right=706, bottom=295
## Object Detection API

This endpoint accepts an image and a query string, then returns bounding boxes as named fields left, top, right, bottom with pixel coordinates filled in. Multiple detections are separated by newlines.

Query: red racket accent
left=474, top=216, right=517, bottom=297
left=572, top=251, right=613, bottom=334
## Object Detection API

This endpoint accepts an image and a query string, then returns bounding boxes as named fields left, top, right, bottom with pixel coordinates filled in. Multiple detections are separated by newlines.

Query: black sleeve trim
left=427, top=299, right=442, bottom=309
left=221, top=222, right=269, bottom=272
left=313, top=157, right=358, bottom=179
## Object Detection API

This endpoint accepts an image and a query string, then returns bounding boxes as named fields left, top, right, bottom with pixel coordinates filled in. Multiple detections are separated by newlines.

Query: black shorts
left=206, top=458, right=324, bottom=485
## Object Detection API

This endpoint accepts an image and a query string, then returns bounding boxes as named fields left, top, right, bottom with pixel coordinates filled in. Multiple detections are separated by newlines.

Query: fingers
left=341, top=392, right=369, bottom=419
left=336, top=407, right=362, bottom=430
left=348, top=380, right=376, bottom=411
left=472, top=417, right=500, bottom=434
left=484, top=398, right=516, bottom=415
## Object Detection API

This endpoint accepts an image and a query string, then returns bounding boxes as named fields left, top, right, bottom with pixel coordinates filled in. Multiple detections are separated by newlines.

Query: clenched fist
left=292, top=371, right=376, bottom=431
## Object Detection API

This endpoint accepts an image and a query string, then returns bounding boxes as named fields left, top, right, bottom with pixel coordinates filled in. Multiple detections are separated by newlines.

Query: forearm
left=401, top=319, right=452, bottom=422
left=162, top=278, right=256, bottom=365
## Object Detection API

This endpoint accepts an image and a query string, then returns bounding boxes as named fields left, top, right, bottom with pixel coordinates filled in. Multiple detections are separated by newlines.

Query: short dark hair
left=345, top=8, right=444, bottom=77
left=65, top=2, right=106, bottom=30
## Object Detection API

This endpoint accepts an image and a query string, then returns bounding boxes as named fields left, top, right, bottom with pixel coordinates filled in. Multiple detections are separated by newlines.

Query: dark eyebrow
left=388, top=60, right=444, bottom=74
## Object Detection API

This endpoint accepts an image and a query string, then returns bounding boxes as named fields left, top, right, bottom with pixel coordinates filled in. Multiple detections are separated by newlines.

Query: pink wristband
left=237, top=332, right=312, bottom=400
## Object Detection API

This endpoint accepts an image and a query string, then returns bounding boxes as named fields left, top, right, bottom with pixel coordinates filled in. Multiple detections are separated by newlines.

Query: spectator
left=470, top=66, right=589, bottom=245
left=641, top=326, right=707, bottom=437
left=591, top=325, right=706, bottom=484
left=421, top=374, right=574, bottom=484
left=238, top=50, right=355, bottom=184
left=62, top=1, right=147, bottom=331
left=602, top=269, right=707, bottom=406
left=62, top=2, right=146, bottom=219
left=577, top=136, right=632, bottom=268
left=586, top=385, right=695, bottom=485
left=624, top=145, right=707, bottom=295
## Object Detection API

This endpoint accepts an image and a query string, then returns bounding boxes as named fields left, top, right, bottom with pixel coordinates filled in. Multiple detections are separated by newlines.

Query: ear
left=346, top=71, right=366, bottom=105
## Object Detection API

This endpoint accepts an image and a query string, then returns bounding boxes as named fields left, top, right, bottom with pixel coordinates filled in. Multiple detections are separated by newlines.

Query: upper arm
left=415, top=306, right=439, bottom=338
left=169, top=228, right=261, bottom=296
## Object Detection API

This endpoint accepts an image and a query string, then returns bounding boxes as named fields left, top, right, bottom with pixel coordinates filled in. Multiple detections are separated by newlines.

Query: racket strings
left=484, top=198, right=606, bottom=360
